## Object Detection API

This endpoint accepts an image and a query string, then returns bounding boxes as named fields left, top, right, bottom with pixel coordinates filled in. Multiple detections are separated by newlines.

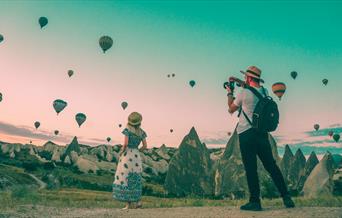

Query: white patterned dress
left=112, top=128, right=147, bottom=202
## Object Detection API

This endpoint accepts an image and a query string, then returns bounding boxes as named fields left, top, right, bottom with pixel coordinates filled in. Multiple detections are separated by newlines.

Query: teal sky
left=0, top=1, right=341, bottom=148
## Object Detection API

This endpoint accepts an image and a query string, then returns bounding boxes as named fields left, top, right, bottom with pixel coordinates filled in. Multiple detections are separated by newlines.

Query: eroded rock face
left=297, top=151, right=319, bottom=192
left=64, top=137, right=81, bottom=157
left=164, top=127, right=214, bottom=196
left=280, top=145, right=294, bottom=182
left=214, top=130, right=281, bottom=199
left=303, top=152, right=335, bottom=198
left=287, top=149, right=306, bottom=192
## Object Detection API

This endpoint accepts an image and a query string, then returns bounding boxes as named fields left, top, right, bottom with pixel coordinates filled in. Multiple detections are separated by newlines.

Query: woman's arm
left=120, top=136, right=129, bottom=156
left=139, top=139, right=147, bottom=152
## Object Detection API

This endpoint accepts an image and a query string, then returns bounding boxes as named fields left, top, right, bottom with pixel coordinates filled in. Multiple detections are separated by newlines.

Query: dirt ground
left=1, top=205, right=342, bottom=218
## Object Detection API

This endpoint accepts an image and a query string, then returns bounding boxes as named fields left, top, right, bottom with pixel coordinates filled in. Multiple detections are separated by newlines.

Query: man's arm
left=226, top=86, right=240, bottom=114
left=228, top=94, right=239, bottom=114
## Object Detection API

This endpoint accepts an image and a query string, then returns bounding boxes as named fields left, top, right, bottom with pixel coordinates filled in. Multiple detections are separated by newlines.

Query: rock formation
left=297, top=151, right=319, bottom=192
left=164, top=127, right=214, bottom=196
left=303, top=152, right=335, bottom=198
left=287, top=148, right=306, bottom=192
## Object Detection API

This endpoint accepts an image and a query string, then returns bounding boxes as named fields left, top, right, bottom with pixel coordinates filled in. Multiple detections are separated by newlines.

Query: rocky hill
left=0, top=128, right=341, bottom=198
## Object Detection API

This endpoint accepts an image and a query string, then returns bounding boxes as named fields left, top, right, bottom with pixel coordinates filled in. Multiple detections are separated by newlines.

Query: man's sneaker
left=240, top=201, right=262, bottom=211
left=283, top=195, right=295, bottom=208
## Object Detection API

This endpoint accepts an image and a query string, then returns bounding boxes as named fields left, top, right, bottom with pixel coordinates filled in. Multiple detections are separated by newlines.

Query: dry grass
left=1, top=188, right=342, bottom=210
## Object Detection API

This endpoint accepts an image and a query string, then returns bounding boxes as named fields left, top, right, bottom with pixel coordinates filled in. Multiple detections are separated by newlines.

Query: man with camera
left=226, top=66, right=295, bottom=211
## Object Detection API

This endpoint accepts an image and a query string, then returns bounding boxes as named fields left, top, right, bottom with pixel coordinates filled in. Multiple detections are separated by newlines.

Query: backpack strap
left=242, top=110, right=253, bottom=126
left=239, top=86, right=266, bottom=126
left=245, top=86, right=265, bottom=100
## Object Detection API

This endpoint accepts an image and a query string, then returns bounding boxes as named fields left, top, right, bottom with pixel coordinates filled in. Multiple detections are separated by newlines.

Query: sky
left=0, top=0, right=341, bottom=149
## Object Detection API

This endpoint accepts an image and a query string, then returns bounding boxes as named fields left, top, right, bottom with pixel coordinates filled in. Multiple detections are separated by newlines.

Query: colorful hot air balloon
left=54, top=130, right=59, bottom=135
left=68, top=70, right=74, bottom=77
left=314, top=124, right=320, bottom=131
left=121, top=101, right=128, bottom=110
left=34, top=121, right=40, bottom=129
left=333, top=134, right=340, bottom=143
left=0, top=93, right=2, bottom=102
left=290, top=71, right=297, bottom=80
left=107, top=137, right=111, bottom=142
left=328, top=131, right=334, bottom=137
left=75, top=113, right=86, bottom=127
left=189, top=80, right=196, bottom=87
left=170, top=129, right=173, bottom=133
left=322, top=79, right=328, bottom=86
left=53, top=99, right=67, bottom=115
left=99, top=36, right=113, bottom=53
left=272, top=82, right=286, bottom=100
left=39, top=17, right=48, bottom=29
left=0, top=34, right=3, bottom=43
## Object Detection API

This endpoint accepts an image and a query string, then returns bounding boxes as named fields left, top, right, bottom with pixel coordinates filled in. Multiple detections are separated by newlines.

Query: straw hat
left=128, top=112, right=142, bottom=126
left=240, top=66, right=264, bottom=83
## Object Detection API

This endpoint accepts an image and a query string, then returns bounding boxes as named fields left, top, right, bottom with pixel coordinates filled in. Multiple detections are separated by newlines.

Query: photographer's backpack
left=239, top=86, right=279, bottom=132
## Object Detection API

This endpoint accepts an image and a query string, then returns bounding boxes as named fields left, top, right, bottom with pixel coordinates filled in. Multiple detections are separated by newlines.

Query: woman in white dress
left=112, top=112, right=147, bottom=209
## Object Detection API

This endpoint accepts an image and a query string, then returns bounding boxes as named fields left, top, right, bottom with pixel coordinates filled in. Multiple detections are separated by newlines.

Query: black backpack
left=239, top=86, right=279, bottom=132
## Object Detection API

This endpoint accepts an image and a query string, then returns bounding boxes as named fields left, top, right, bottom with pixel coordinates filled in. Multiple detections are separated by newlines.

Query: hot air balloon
left=34, top=121, right=40, bottom=129
left=39, top=17, right=48, bottom=29
left=333, top=134, right=340, bottom=142
left=107, top=137, right=111, bottom=142
left=53, top=99, right=67, bottom=115
left=54, top=130, right=59, bottom=135
left=172, top=73, right=175, bottom=77
left=322, top=79, right=328, bottom=86
left=121, top=101, right=128, bottom=110
left=68, top=70, right=74, bottom=77
left=272, top=82, right=286, bottom=100
left=0, top=34, right=3, bottom=43
left=314, top=124, right=320, bottom=131
left=30, top=140, right=32, bottom=144
left=75, top=113, right=86, bottom=127
left=170, top=129, right=173, bottom=133
left=99, top=36, right=113, bottom=53
left=290, top=71, right=297, bottom=80
left=328, top=131, right=334, bottom=137
left=118, top=124, right=122, bottom=128
left=0, top=93, right=2, bottom=102
left=189, top=80, right=196, bottom=87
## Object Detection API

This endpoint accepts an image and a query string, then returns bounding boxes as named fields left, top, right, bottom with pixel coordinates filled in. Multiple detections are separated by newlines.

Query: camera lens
left=223, top=82, right=229, bottom=89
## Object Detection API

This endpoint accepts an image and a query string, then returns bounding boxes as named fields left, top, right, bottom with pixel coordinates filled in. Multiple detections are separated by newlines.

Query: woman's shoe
left=121, top=205, right=129, bottom=210
left=121, top=203, right=131, bottom=210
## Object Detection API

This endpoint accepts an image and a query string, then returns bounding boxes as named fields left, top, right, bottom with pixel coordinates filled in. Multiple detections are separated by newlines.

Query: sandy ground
left=1, top=206, right=342, bottom=218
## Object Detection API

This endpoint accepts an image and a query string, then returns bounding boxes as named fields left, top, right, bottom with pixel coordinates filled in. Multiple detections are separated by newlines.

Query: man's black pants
left=239, top=128, right=289, bottom=202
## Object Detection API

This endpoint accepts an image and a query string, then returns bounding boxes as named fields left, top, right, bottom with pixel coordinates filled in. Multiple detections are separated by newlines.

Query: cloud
left=202, top=137, right=228, bottom=145
left=305, top=127, right=342, bottom=137
left=201, top=130, right=230, bottom=146
left=0, top=121, right=116, bottom=147
left=277, top=145, right=342, bottom=157
left=0, top=121, right=58, bottom=141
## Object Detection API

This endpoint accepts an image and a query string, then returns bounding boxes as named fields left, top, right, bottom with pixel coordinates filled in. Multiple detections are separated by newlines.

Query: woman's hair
left=126, top=123, right=143, bottom=136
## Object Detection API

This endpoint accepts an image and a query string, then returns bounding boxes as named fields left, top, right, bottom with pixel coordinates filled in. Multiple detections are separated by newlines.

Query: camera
left=223, top=81, right=235, bottom=92
left=223, top=77, right=245, bottom=91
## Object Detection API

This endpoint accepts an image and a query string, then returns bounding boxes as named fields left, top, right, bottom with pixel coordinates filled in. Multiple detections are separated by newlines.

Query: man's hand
left=226, top=85, right=233, bottom=94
